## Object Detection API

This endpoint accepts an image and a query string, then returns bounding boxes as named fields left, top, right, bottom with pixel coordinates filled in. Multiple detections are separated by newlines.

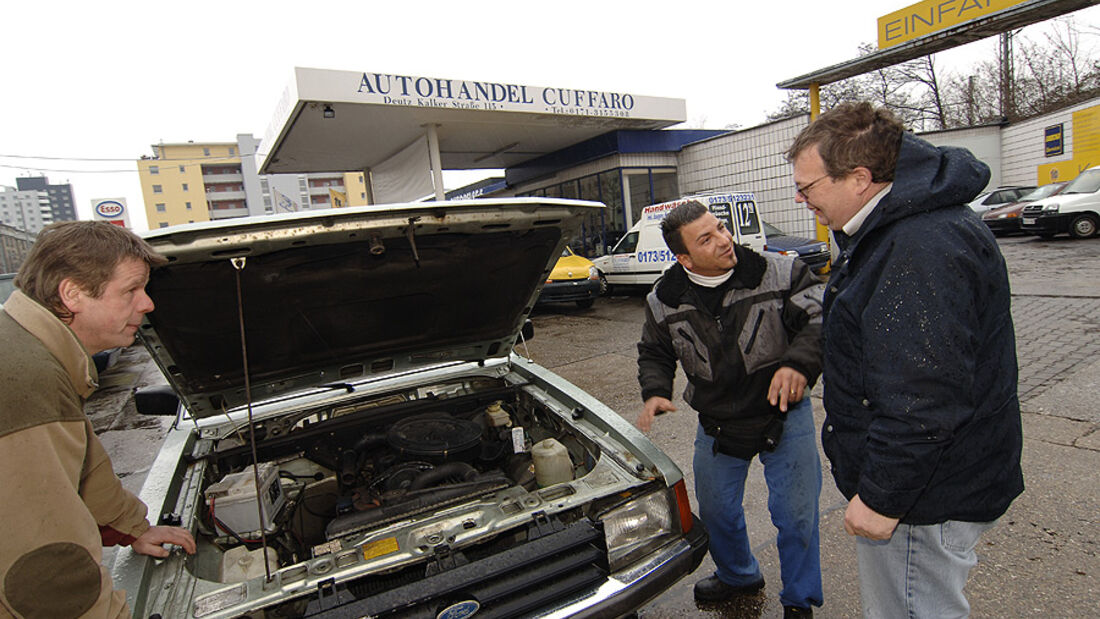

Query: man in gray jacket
left=636, top=200, right=825, bottom=618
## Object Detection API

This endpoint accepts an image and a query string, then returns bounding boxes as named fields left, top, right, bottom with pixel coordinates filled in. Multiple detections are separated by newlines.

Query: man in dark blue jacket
left=786, top=102, right=1024, bottom=618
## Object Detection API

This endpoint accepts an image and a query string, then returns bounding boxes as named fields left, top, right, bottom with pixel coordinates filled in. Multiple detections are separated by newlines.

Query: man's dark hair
left=14, top=221, right=166, bottom=322
left=786, top=101, right=905, bottom=183
left=660, top=200, right=709, bottom=256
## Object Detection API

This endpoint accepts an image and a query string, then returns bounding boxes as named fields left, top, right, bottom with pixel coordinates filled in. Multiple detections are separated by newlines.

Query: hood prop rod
left=231, top=257, right=274, bottom=584
left=405, top=217, right=421, bottom=267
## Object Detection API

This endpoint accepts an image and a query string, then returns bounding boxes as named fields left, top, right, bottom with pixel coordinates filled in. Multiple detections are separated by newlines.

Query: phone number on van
left=637, top=249, right=674, bottom=263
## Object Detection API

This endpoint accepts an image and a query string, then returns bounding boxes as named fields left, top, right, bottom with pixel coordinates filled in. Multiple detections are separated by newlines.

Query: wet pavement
left=88, top=234, right=1100, bottom=618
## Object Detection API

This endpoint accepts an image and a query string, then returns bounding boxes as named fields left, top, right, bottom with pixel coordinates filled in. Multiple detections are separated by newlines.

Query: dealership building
left=256, top=67, right=1096, bottom=256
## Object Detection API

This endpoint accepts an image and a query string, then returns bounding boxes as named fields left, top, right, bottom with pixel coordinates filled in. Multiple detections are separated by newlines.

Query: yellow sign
left=878, top=0, right=1027, bottom=49
left=329, top=188, right=347, bottom=208
left=1036, top=104, right=1100, bottom=185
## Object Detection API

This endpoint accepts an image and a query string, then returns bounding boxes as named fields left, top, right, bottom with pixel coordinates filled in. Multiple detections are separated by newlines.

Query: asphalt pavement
left=88, top=234, right=1099, bottom=618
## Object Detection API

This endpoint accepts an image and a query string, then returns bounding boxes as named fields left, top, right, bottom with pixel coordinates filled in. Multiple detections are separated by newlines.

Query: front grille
left=1022, top=204, right=1043, bottom=215
left=304, top=517, right=608, bottom=619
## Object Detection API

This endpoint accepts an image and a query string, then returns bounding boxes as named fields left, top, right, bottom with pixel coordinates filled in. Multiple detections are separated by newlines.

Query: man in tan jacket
left=1, top=222, right=195, bottom=619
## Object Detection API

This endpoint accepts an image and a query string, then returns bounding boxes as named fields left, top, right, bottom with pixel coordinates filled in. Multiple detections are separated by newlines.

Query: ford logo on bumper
left=438, top=600, right=480, bottom=619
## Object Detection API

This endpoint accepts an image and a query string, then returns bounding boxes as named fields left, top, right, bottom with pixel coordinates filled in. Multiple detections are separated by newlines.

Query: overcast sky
left=3, top=0, right=1098, bottom=230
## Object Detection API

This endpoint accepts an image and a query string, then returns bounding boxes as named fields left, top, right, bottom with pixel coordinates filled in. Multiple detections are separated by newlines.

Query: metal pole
left=425, top=124, right=446, bottom=202
left=809, top=82, right=830, bottom=261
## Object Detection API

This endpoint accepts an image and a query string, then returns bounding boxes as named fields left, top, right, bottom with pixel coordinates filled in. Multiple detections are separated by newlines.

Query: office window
left=179, top=165, right=186, bottom=173
left=152, top=185, right=162, bottom=193
left=159, top=222, right=169, bottom=228
left=155, top=203, right=166, bottom=212
left=149, top=166, right=159, bottom=175
left=203, top=147, right=211, bottom=156
left=186, top=202, right=192, bottom=210
left=182, top=183, right=189, bottom=191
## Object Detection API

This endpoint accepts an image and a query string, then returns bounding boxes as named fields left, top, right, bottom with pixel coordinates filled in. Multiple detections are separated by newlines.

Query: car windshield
left=611, top=231, right=639, bottom=254
left=1018, top=183, right=1064, bottom=202
left=1061, top=169, right=1100, bottom=194
left=762, top=221, right=786, bottom=237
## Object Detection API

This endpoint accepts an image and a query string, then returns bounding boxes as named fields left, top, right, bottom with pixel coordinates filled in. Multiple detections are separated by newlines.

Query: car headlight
left=588, top=266, right=599, bottom=280
left=1043, top=203, right=1060, bottom=212
left=601, top=490, right=677, bottom=571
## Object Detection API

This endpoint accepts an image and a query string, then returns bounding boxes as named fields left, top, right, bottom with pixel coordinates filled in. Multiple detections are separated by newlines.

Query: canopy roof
left=259, top=68, right=686, bottom=175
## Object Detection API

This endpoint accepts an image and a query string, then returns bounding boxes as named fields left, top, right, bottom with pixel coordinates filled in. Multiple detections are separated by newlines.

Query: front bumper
left=1020, top=212, right=1070, bottom=235
left=538, top=278, right=601, bottom=304
left=798, top=252, right=831, bottom=274
left=983, top=215, right=1022, bottom=234
left=300, top=515, right=708, bottom=618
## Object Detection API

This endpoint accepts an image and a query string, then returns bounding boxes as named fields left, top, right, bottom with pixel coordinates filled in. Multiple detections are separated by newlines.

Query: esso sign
left=95, top=201, right=125, bottom=218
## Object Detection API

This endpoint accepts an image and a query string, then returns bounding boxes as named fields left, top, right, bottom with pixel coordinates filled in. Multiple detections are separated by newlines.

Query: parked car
left=982, top=182, right=1067, bottom=236
left=537, top=246, right=602, bottom=309
left=1021, top=167, right=1100, bottom=239
left=968, top=186, right=1036, bottom=215
left=113, top=199, right=707, bottom=619
left=762, top=221, right=830, bottom=274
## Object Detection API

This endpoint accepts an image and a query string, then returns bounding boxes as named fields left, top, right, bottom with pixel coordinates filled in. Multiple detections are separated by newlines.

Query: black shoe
left=692, top=575, right=765, bottom=602
left=783, top=606, right=813, bottom=618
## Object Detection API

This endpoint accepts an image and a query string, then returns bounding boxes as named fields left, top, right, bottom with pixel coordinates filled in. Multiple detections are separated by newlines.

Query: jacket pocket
left=670, top=320, right=713, bottom=382
left=739, top=298, right=785, bottom=374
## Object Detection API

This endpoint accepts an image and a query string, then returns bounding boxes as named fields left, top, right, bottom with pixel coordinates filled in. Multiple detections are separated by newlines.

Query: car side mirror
left=134, top=384, right=180, bottom=416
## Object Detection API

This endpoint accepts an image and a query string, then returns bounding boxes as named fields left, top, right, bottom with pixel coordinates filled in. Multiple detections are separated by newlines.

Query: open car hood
left=139, top=198, right=600, bottom=418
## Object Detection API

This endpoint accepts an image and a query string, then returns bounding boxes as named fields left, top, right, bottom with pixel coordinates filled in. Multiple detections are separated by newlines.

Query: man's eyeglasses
left=795, top=174, right=829, bottom=197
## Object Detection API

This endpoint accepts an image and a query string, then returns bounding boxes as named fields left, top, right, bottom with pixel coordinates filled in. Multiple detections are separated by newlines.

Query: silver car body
left=112, top=198, right=706, bottom=618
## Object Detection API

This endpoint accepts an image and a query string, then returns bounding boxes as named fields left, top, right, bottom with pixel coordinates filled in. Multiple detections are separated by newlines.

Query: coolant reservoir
left=531, top=438, right=573, bottom=487
left=485, top=400, right=512, bottom=427
left=220, top=546, right=278, bottom=583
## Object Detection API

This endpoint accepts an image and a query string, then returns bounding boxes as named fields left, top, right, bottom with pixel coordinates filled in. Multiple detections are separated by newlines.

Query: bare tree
left=768, top=15, right=1100, bottom=129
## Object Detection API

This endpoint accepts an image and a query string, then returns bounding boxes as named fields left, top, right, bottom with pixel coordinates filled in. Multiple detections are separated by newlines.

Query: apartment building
left=0, top=185, right=51, bottom=233
left=16, top=176, right=77, bottom=223
left=137, top=135, right=369, bottom=229
left=0, top=222, right=36, bottom=273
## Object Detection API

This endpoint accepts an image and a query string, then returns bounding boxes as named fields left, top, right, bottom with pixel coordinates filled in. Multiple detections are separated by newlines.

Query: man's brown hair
left=14, top=221, right=166, bottom=322
left=786, top=101, right=905, bottom=183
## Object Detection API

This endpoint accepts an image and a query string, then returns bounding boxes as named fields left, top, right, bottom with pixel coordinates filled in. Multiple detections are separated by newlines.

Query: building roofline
left=777, top=0, right=1097, bottom=90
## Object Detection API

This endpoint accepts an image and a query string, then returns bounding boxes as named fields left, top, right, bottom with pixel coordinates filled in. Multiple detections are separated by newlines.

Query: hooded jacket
left=822, top=132, right=1024, bottom=525
left=0, top=290, right=150, bottom=619
left=638, top=244, right=824, bottom=450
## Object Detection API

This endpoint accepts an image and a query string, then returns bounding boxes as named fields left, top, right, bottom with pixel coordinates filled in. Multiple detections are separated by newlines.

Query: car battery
left=205, top=463, right=285, bottom=536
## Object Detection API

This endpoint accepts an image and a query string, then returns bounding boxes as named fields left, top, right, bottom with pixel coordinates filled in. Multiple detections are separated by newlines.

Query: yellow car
left=538, top=246, right=602, bottom=308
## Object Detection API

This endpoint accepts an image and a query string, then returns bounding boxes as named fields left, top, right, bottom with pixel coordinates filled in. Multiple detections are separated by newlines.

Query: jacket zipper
left=744, top=310, right=764, bottom=354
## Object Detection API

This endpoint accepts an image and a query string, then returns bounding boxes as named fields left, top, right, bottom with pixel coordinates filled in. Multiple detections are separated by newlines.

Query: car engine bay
left=184, top=376, right=611, bottom=585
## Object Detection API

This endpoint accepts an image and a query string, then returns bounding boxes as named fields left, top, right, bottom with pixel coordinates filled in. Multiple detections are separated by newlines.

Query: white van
left=592, top=192, right=766, bottom=289
left=1020, top=167, right=1100, bottom=239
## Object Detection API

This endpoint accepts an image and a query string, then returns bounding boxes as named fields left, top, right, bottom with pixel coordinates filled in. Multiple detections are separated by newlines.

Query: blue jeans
left=693, top=398, right=823, bottom=608
left=856, top=519, right=995, bottom=618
